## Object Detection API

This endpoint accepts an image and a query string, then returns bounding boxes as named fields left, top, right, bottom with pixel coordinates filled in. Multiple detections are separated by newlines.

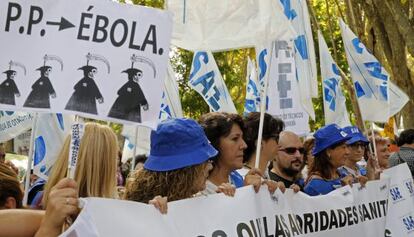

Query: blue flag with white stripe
left=340, top=19, right=408, bottom=122
left=318, top=31, right=351, bottom=127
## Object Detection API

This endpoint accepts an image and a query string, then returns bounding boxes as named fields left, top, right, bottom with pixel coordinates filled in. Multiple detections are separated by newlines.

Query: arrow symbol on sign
left=46, top=17, right=75, bottom=31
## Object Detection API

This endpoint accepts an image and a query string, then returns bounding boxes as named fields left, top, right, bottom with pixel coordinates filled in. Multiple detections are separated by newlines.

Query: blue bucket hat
left=144, top=118, right=218, bottom=171
left=343, top=126, right=369, bottom=145
left=312, top=124, right=350, bottom=156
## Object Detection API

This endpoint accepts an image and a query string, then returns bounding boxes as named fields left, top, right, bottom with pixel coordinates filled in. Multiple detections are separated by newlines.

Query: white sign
left=62, top=179, right=390, bottom=237
left=267, top=40, right=310, bottom=136
left=382, top=163, right=414, bottom=237
left=0, top=0, right=172, bottom=128
left=0, top=111, right=33, bottom=143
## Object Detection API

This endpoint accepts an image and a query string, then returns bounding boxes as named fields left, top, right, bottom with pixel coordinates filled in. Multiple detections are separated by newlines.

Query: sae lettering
left=390, top=187, right=403, bottom=201
left=403, top=216, right=414, bottom=232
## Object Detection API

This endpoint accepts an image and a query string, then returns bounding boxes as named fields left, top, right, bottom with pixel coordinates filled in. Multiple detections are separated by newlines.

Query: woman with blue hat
left=304, top=124, right=355, bottom=196
left=124, top=118, right=219, bottom=205
left=337, top=126, right=370, bottom=182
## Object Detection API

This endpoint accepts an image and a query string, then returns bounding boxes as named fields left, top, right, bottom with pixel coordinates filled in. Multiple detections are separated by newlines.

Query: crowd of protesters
left=1, top=112, right=413, bottom=236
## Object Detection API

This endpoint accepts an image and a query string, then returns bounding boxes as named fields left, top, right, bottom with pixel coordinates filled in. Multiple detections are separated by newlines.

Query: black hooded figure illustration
left=65, top=65, right=103, bottom=115
left=23, top=66, right=56, bottom=108
left=0, top=70, right=20, bottom=105
left=108, top=67, right=148, bottom=122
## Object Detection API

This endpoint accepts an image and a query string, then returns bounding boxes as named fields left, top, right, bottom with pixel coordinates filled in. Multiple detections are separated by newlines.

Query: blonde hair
left=42, top=123, right=118, bottom=208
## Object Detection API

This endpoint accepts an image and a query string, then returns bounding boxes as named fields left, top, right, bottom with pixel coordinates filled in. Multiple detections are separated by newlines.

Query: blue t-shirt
left=304, top=178, right=342, bottom=196
left=337, top=165, right=367, bottom=180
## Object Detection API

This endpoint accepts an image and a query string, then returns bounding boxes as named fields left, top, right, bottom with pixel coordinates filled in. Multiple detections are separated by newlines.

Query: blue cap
left=144, top=118, right=218, bottom=171
left=312, top=124, right=350, bottom=155
left=343, top=126, right=369, bottom=145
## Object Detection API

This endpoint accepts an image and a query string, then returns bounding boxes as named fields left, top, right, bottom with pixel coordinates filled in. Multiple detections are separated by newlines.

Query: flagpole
left=370, top=122, right=378, bottom=159
left=22, top=113, right=38, bottom=206
left=255, top=42, right=274, bottom=169
left=130, top=126, right=139, bottom=173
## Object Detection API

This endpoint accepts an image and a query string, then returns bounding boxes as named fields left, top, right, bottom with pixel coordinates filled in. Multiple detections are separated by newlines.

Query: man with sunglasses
left=338, top=126, right=369, bottom=181
left=269, top=131, right=304, bottom=190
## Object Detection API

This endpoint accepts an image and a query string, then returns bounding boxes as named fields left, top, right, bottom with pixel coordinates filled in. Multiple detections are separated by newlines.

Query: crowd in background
left=1, top=111, right=414, bottom=236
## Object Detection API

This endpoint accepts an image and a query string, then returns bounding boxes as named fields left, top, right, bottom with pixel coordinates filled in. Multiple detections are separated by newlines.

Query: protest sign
left=0, top=0, right=172, bottom=128
left=62, top=179, right=390, bottom=236
left=382, top=163, right=414, bottom=237
left=0, top=111, right=33, bottom=142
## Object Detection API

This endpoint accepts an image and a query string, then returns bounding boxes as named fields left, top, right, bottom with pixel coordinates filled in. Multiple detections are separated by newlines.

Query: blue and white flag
left=339, top=19, right=408, bottom=122
left=267, top=40, right=310, bottom=136
left=0, top=111, right=33, bottom=143
left=243, top=58, right=260, bottom=115
left=279, top=0, right=318, bottom=98
left=188, top=51, right=237, bottom=113
left=318, top=31, right=351, bottom=127
left=33, top=113, right=75, bottom=180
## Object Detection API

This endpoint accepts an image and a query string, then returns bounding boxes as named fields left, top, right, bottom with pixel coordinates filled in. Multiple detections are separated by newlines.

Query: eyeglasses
left=348, top=142, right=367, bottom=150
left=279, top=147, right=305, bottom=155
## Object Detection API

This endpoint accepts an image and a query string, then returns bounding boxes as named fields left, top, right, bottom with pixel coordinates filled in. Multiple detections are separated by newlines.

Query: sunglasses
left=279, top=147, right=305, bottom=155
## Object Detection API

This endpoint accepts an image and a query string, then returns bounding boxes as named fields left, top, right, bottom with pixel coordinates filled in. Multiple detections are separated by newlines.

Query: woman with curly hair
left=124, top=118, right=218, bottom=205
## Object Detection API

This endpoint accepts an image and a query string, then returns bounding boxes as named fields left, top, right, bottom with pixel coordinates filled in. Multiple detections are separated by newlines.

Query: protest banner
left=61, top=178, right=390, bottom=237
left=382, top=163, right=414, bottom=237
left=266, top=40, right=310, bottom=136
left=67, top=122, right=84, bottom=179
left=0, top=0, right=172, bottom=128
left=0, top=111, right=33, bottom=142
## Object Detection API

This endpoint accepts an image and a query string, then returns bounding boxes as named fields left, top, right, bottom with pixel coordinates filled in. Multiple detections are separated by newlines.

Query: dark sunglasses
left=279, top=147, right=305, bottom=155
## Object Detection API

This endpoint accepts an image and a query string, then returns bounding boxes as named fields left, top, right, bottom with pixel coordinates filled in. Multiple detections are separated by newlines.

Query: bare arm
left=0, top=209, right=44, bottom=237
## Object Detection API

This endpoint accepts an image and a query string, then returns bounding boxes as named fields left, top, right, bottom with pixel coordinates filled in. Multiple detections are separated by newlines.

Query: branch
left=384, top=0, right=414, bottom=57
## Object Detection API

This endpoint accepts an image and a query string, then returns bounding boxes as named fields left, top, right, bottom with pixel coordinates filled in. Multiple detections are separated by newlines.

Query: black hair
left=397, top=129, right=414, bottom=147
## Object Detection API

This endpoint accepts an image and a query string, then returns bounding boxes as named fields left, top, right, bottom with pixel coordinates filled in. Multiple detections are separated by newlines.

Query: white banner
left=267, top=40, right=310, bottom=136
left=382, top=163, right=414, bottom=236
left=339, top=19, right=408, bottom=122
left=0, top=0, right=172, bottom=128
left=61, top=179, right=390, bottom=237
left=0, top=110, right=33, bottom=142
left=188, top=51, right=237, bottom=113
left=167, top=0, right=295, bottom=51
left=318, top=31, right=350, bottom=127
left=33, top=113, right=75, bottom=180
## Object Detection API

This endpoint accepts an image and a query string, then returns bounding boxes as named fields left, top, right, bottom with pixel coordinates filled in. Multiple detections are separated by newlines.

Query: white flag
left=339, top=19, right=408, bottom=122
left=267, top=40, right=310, bottom=136
left=279, top=0, right=318, bottom=98
left=243, top=58, right=260, bottom=115
left=188, top=51, right=237, bottom=113
left=168, top=0, right=295, bottom=51
left=0, top=111, right=33, bottom=143
left=318, top=31, right=351, bottom=127
left=33, top=113, right=74, bottom=180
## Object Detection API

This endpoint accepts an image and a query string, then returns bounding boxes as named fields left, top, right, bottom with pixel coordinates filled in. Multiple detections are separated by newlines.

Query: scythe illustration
left=86, top=53, right=111, bottom=74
